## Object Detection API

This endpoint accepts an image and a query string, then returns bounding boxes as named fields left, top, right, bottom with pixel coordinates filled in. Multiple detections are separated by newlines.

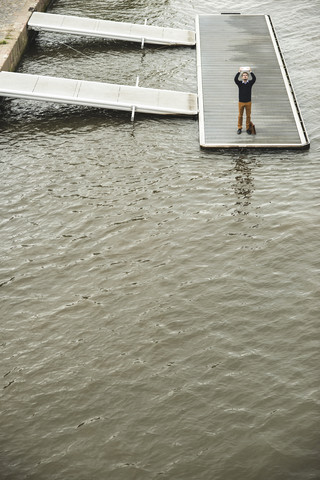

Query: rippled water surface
left=1, top=0, right=319, bottom=479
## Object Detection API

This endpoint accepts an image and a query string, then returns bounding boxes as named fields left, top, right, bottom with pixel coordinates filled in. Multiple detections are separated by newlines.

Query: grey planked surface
left=196, top=14, right=309, bottom=148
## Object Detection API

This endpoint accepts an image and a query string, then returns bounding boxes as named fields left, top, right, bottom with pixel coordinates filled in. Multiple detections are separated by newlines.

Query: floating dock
left=28, top=12, right=196, bottom=46
left=1, top=11, right=310, bottom=148
left=0, top=71, right=198, bottom=116
left=196, top=14, right=309, bottom=148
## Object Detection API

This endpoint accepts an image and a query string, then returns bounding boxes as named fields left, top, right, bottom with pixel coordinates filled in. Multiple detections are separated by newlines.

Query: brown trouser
left=238, top=101, right=252, bottom=130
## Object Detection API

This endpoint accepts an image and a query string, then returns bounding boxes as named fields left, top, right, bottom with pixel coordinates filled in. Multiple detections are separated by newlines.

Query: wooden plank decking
left=196, top=14, right=309, bottom=148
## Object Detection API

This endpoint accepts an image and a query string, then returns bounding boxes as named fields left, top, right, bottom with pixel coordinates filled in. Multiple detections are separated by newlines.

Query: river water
left=1, top=0, right=319, bottom=479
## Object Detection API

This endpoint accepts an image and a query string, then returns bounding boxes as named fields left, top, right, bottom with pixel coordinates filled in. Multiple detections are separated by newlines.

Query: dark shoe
left=237, top=129, right=242, bottom=135
left=246, top=129, right=252, bottom=135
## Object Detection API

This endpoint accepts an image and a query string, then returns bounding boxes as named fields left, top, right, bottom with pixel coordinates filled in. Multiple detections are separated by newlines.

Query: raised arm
left=234, top=72, right=241, bottom=85
left=251, top=72, right=256, bottom=84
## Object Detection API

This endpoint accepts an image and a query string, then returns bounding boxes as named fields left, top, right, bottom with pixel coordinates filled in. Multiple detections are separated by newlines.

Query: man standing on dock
left=234, top=69, right=256, bottom=135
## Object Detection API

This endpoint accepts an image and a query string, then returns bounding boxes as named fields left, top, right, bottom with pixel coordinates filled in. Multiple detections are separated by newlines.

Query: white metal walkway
left=0, top=72, right=198, bottom=116
left=28, top=12, right=196, bottom=46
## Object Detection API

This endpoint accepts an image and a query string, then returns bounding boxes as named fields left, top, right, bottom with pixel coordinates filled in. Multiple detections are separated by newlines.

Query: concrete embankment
left=0, top=0, right=52, bottom=72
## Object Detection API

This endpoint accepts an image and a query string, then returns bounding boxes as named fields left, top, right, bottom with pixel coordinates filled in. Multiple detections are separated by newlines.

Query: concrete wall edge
left=0, top=0, right=53, bottom=72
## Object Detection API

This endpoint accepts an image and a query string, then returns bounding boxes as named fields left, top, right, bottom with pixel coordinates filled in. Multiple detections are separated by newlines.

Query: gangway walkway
left=0, top=71, right=198, bottom=116
left=196, top=14, right=309, bottom=148
left=28, top=12, right=196, bottom=46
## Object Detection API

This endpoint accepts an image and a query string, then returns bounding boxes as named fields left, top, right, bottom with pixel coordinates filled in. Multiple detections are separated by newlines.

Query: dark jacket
left=234, top=72, right=256, bottom=102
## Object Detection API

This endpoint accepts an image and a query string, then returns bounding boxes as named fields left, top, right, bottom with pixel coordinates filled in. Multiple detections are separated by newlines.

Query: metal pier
left=0, top=72, right=198, bottom=116
left=28, top=12, right=196, bottom=46
left=196, top=14, right=309, bottom=148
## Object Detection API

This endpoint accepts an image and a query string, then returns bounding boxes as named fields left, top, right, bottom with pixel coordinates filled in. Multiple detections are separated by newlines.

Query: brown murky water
left=1, top=0, right=319, bottom=479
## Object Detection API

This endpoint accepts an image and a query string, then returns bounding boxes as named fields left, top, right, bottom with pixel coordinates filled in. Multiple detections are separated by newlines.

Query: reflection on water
left=232, top=156, right=256, bottom=216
